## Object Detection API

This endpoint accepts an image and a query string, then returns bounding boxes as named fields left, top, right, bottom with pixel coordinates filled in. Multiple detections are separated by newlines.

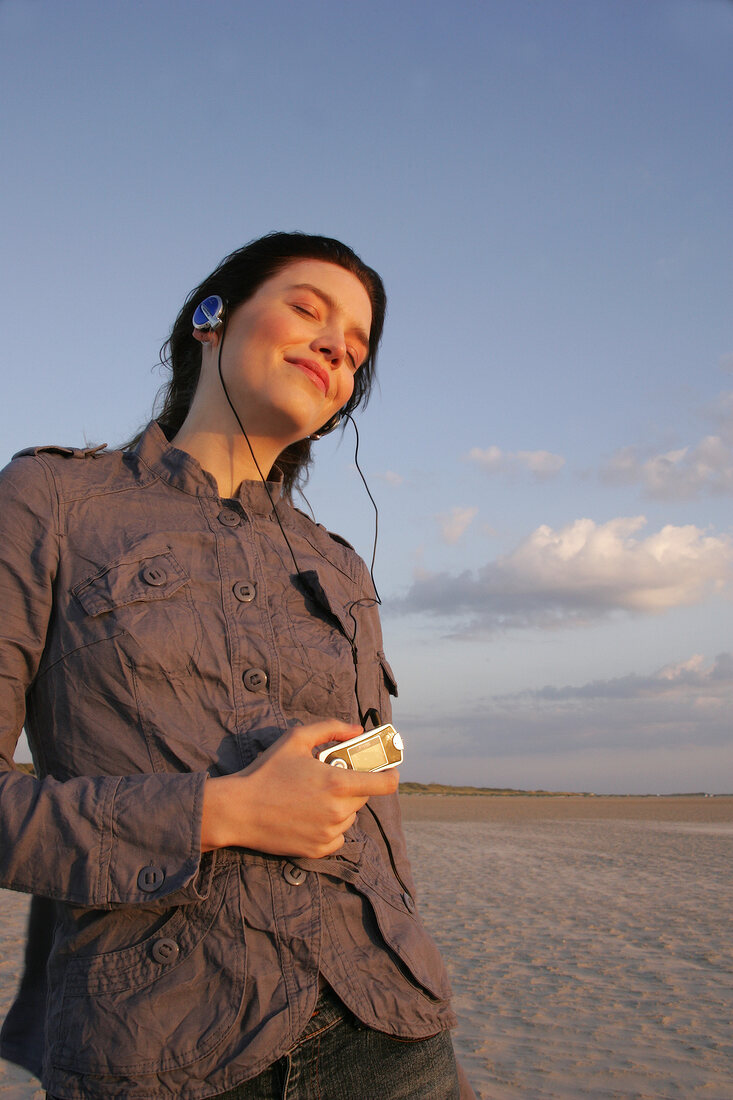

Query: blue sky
left=2, top=0, right=732, bottom=792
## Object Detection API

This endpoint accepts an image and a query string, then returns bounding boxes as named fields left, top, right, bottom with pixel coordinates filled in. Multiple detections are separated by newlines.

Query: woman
left=0, top=233, right=471, bottom=1098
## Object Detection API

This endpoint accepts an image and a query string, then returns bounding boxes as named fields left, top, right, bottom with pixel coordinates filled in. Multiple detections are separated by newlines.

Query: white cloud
left=396, top=515, right=733, bottom=630
left=601, top=436, right=733, bottom=499
left=467, top=444, right=503, bottom=472
left=601, top=390, right=733, bottom=499
left=436, top=506, right=478, bottom=545
left=379, top=470, right=404, bottom=487
left=516, top=450, right=566, bottom=477
left=467, top=445, right=565, bottom=480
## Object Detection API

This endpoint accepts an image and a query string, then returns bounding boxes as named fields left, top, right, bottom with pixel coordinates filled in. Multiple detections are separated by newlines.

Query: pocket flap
left=73, top=547, right=189, bottom=617
left=297, top=568, right=355, bottom=645
left=379, top=651, right=398, bottom=698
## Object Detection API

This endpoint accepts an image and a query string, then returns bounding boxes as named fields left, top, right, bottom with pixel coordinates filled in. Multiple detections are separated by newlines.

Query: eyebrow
left=289, top=282, right=370, bottom=356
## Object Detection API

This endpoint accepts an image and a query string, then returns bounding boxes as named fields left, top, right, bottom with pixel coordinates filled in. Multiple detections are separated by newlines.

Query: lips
left=285, top=357, right=330, bottom=396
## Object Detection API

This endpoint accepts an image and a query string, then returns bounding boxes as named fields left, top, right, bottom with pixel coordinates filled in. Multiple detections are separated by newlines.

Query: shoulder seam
left=32, top=453, right=64, bottom=541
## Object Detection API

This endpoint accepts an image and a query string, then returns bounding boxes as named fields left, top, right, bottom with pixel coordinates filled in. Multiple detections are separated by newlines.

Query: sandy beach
left=2, top=795, right=732, bottom=1099
left=402, top=795, right=733, bottom=1100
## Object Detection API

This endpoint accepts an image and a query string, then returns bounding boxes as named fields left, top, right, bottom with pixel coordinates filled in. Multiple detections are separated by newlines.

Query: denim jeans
left=214, top=983, right=461, bottom=1100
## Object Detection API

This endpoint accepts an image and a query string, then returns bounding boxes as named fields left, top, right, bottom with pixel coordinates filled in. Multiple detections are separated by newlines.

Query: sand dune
left=1, top=796, right=732, bottom=1099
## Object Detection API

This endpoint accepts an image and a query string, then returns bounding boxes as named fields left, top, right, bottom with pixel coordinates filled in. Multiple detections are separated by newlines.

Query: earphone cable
left=344, top=412, right=381, bottom=607
left=214, top=326, right=381, bottom=648
left=215, top=325, right=303, bottom=580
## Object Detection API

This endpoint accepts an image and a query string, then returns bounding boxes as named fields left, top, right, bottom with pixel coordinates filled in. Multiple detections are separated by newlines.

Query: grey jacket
left=0, top=422, right=455, bottom=1099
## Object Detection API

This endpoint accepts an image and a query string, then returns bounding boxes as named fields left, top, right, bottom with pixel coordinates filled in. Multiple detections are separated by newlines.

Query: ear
left=192, top=329, right=220, bottom=347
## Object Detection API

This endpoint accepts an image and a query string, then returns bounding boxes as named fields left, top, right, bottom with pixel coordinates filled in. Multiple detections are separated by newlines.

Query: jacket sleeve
left=0, top=455, right=210, bottom=907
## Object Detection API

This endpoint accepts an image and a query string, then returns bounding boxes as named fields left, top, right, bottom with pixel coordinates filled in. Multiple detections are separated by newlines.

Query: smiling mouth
left=285, top=357, right=329, bottom=396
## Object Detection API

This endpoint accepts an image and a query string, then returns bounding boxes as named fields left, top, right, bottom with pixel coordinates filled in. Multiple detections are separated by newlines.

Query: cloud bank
left=514, top=651, right=733, bottom=702
left=401, top=653, right=733, bottom=781
left=397, top=515, right=733, bottom=630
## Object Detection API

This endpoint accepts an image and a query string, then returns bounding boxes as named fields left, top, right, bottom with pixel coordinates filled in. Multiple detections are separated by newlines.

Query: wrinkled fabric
left=198, top=982, right=461, bottom=1099
left=0, top=422, right=455, bottom=1099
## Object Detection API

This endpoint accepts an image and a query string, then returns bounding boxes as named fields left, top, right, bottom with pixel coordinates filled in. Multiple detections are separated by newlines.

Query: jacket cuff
left=105, top=771, right=208, bottom=906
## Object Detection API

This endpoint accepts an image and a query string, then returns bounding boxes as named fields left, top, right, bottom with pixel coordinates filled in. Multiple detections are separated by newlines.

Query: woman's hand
left=200, top=721, right=399, bottom=858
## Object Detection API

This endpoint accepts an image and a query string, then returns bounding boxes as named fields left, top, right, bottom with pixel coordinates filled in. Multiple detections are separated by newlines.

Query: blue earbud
left=192, top=295, right=225, bottom=332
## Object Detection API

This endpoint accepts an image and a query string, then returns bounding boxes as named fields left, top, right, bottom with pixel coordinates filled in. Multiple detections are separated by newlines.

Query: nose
left=311, top=326, right=346, bottom=368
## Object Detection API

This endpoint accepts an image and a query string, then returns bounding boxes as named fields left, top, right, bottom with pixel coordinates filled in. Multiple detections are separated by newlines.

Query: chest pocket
left=279, top=568, right=399, bottom=725
left=271, top=567, right=356, bottom=721
left=72, top=545, right=201, bottom=677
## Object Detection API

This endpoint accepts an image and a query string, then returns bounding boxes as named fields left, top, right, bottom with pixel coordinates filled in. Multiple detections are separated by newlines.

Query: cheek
left=257, top=313, right=295, bottom=348
left=336, top=371, right=356, bottom=408
left=240, top=306, right=295, bottom=349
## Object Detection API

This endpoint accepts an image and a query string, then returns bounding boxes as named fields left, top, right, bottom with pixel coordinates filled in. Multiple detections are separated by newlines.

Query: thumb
left=288, top=720, right=363, bottom=754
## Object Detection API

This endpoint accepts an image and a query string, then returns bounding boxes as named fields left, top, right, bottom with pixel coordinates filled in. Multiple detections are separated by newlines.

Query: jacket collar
left=134, top=421, right=284, bottom=514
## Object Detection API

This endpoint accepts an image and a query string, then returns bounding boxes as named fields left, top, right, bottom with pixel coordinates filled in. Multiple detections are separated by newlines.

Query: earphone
left=192, top=294, right=226, bottom=332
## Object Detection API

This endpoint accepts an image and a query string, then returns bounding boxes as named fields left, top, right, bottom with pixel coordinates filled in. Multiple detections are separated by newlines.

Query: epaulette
left=326, top=529, right=355, bottom=550
left=12, top=443, right=108, bottom=461
left=293, top=507, right=355, bottom=551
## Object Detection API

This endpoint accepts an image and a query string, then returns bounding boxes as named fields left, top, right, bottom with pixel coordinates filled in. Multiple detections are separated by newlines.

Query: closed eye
left=293, top=303, right=318, bottom=319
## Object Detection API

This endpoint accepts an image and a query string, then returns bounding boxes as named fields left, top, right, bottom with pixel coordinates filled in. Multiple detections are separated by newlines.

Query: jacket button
left=283, top=863, right=306, bottom=886
left=243, top=668, right=268, bottom=693
left=137, top=865, right=165, bottom=892
left=151, top=937, right=179, bottom=964
left=141, top=564, right=167, bottom=586
left=233, top=581, right=256, bottom=603
left=402, top=891, right=416, bottom=913
left=218, top=509, right=241, bottom=528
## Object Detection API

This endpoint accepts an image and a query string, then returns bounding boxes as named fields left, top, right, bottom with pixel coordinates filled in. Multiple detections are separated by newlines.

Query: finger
left=331, top=767, right=401, bottom=799
left=318, top=833, right=347, bottom=857
left=330, top=809, right=358, bottom=835
left=288, top=720, right=362, bottom=752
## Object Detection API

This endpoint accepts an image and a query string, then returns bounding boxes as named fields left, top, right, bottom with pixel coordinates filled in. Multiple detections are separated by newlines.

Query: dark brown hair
left=142, top=232, right=386, bottom=497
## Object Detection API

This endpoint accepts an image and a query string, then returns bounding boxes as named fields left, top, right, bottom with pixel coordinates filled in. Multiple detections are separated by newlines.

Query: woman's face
left=215, top=259, right=373, bottom=447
